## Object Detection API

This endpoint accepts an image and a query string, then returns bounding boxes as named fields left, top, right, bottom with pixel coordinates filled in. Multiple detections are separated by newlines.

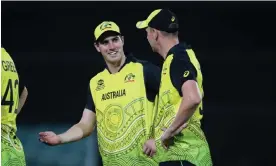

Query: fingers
left=39, top=131, right=52, bottom=136
left=143, top=144, right=147, bottom=153
left=161, top=140, right=168, bottom=150
left=143, top=144, right=149, bottom=155
left=160, top=124, right=189, bottom=151
left=143, top=147, right=151, bottom=156
left=146, top=148, right=151, bottom=156
left=39, top=137, right=49, bottom=145
left=39, top=134, right=49, bottom=142
left=38, top=131, right=53, bottom=145
left=144, top=148, right=156, bottom=157
left=150, top=150, right=155, bottom=157
left=143, top=143, right=156, bottom=157
left=39, top=131, right=55, bottom=140
left=39, top=138, right=47, bottom=143
left=149, top=147, right=156, bottom=157
left=38, top=132, right=46, bottom=136
left=39, top=138, right=52, bottom=146
left=161, top=136, right=174, bottom=150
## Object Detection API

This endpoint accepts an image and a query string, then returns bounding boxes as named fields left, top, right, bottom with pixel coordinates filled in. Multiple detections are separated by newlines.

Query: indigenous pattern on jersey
left=1, top=125, right=26, bottom=166
left=87, top=54, right=160, bottom=166
left=153, top=44, right=212, bottom=166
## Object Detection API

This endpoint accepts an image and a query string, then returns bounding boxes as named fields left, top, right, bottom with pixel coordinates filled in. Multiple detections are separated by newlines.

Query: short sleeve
left=141, top=61, right=161, bottom=102
left=170, top=51, right=197, bottom=97
left=85, top=85, right=95, bottom=112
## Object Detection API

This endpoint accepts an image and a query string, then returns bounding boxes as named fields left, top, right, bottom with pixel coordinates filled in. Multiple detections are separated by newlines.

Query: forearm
left=58, top=122, right=94, bottom=144
left=168, top=99, right=199, bottom=134
left=18, top=87, right=28, bottom=114
left=149, top=96, right=159, bottom=139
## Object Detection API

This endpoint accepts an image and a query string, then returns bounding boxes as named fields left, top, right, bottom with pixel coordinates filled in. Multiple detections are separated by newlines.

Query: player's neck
left=106, top=54, right=126, bottom=74
left=159, top=38, right=179, bottom=59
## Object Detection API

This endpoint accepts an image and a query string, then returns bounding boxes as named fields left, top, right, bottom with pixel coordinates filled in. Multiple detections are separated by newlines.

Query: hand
left=39, top=131, right=62, bottom=146
left=143, top=138, right=156, bottom=157
left=160, top=128, right=174, bottom=150
left=161, top=123, right=188, bottom=150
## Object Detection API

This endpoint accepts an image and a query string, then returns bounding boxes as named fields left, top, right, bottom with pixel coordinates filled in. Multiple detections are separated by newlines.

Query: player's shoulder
left=1, top=47, right=7, bottom=53
left=1, top=47, right=11, bottom=60
left=168, top=43, right=198, bottom=73
left=129, top=54, right=159, bottom=68
left=89, top=68, right=108, bottom=84
left=169, top=43, right=194, bottom=61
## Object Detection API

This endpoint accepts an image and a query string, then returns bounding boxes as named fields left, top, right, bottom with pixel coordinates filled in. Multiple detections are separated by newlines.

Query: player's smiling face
left=95, top=34, right=124, bottom=64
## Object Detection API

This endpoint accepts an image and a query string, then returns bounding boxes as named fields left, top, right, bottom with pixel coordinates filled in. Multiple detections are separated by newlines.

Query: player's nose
left=108, top=42, right=116, bottom=50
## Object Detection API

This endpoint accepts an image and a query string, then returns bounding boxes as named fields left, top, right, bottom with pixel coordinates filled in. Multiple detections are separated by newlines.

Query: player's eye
left=112, top=37, right=119, bottom=42
left=101, top=40, right=109, bottom=45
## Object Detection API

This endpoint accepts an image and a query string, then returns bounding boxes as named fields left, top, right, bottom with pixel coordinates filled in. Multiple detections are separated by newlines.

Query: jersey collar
left=105, top=52, right=135, bottom=74
left=166, top=42, right=190, bottom=59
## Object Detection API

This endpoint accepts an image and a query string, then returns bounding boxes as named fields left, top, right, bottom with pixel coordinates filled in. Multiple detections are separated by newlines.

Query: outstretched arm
left=39, top=108, right=96, bottom=145
left=58, top=108, right=96, bottom=143
left=39, top=85, right=97, bottom=145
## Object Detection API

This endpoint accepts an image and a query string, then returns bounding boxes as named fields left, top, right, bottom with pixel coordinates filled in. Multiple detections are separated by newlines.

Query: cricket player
left=136, top=9, right=213, bottom=166
left=1, top=47, right=28, bottom=166
left=39, top=21, right=160, bottom=166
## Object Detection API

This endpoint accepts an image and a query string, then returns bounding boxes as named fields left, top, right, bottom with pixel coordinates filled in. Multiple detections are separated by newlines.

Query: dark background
left=2, top=1, right=276, bottom=166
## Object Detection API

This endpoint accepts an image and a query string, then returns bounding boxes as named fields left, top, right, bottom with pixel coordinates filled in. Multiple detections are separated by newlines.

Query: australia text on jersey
left=102, top=89, right=126, bottom=101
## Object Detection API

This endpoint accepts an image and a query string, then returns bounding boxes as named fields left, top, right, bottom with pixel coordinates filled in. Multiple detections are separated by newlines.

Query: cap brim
left=136, top=20, right=148, bottom=29
left=95, top=29, right=121, bottom=40
left=96, top=31, right=121, bottom=42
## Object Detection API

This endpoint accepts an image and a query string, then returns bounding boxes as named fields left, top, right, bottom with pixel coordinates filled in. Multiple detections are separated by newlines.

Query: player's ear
left=94, top=42, right=101, bottom=53
left=152, top=29, right=158, bottom=41
left=120, top=36, right=124, bottom=45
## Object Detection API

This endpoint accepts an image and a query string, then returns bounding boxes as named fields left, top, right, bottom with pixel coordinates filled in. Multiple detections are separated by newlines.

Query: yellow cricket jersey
left=86, top=54, right=160, bottom=166
left=153, top=43, right=212, bottom=166
left=1, top=48, right=20, bottom=131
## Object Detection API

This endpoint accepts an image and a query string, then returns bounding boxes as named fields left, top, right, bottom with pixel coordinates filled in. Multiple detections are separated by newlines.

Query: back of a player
left=152, top=44, right=212, bottom=165
left=1, top=47, right=26, bottom=166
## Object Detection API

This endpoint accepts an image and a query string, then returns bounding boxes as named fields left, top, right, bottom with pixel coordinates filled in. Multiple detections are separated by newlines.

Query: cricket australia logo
left=100, top=22, right=112, bottom=31
left=96, top=79, right=105, bottom=91
left=124, top=73, right=135, bottom=83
